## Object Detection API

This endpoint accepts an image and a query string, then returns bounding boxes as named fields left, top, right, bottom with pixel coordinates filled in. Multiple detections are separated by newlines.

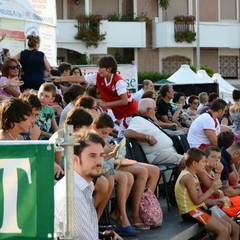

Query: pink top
left=0, top=77, right=21, bottom=98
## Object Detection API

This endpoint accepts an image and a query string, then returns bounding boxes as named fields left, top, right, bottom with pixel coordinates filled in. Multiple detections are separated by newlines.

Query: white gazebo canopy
left=211, top=73, right=235, bottom=103
left=168, top=65, right=211, bottom=84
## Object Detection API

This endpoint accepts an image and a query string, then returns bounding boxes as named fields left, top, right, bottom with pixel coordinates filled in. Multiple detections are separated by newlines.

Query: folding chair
left=125, top=138, right=175, bottom=212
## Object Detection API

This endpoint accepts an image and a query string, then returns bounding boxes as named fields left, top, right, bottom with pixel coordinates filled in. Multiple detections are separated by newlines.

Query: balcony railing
left=152, top=18, right=240, bottom=48
left=57, top=19, right=146, bottom=54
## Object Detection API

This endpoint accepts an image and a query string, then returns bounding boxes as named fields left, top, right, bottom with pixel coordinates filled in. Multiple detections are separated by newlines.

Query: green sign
left=0, top=142, right=54, bottom=240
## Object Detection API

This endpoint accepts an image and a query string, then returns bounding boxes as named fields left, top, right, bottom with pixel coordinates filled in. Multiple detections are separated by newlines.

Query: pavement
left=116, top=198, right=200, bottom=240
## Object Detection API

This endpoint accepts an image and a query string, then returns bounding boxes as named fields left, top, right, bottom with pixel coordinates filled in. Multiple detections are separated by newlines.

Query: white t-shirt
left=187, top=112, right=219, bottom=148
left=127, top=116, right=182, bottom=164
left=58, top=102, right=74, bottom=128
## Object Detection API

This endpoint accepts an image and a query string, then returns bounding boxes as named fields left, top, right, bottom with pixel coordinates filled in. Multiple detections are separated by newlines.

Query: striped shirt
left=54, top=172, right=98, bottom=239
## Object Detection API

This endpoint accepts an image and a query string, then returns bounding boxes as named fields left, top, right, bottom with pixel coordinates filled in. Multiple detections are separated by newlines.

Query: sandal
left=132, top=222, right=150, bottom=230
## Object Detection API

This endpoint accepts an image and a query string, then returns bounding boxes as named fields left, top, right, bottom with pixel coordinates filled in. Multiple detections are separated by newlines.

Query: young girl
left=53, top=55, right=138, bottom=137
left=175, top=148, right=232, bottom=239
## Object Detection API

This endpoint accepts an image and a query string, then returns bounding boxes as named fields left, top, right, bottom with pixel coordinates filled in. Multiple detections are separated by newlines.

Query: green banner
left=0, top=142, right=54, bottom=240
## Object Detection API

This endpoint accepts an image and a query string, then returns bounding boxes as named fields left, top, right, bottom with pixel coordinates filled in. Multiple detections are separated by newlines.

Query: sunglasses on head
left=9, top=65, right=19, bottom=70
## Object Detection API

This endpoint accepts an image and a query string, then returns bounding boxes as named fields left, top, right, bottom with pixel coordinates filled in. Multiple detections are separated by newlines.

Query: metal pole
left=64, top=124, right=75, bottom=239
left=196, top=0, right=200, bottom=71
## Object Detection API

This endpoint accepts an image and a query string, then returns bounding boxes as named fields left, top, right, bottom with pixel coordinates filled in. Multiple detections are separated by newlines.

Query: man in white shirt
left=54, top=130, right=105, bottom=239
left=133, top=79, right=154, bottom=102
left=125, top=98, right=184, bottom=167
left=187, top=99, right=227, bottom=149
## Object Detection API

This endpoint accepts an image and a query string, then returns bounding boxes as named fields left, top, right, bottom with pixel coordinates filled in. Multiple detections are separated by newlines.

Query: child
left=19, top=89, right=42, bottom=140
left=218, top=131, right=239, bottom=187
left=218, top=131, right=240, bottom=196
left=92, top=113, right=160, bottom=231
left=197, top=146, right=239, bottom=239
left=175, top=148, right=231, bottom=239
left=92, top=112, right=139, bottom=235
left=53, top=55, right=138, bottom=138
left=36, top=82, right=58, bottom=140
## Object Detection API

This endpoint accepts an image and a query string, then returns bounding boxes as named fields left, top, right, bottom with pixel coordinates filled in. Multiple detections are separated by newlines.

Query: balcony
left=57, top=19, right=146, bottom=54
left=152, top=18, right=240, bottom=49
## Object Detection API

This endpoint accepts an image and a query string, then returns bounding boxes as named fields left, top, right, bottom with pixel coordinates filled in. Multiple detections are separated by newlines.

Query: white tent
left=211, top=73, right=235, bottom=103
left=197, top=70, right=235, bottom=103
left=168, top=64, right=213, bottom=84
left=197, top=70, right=214, bottom=83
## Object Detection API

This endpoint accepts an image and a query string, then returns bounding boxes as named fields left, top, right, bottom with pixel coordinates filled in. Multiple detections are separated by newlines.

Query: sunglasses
left=9, top=65, right=19, bottom=70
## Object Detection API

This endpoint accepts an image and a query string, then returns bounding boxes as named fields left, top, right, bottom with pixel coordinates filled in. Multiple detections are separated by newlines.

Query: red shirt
left=96, top=73, right=138, bottom=119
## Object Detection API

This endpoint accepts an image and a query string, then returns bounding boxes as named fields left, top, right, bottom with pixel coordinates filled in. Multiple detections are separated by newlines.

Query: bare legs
left=205, top=214, right=231, bottom=240
left=111, top=170, right=134, bottom=227
left=136, top=162, right=160, bottom=192
left=93, top=175, right=114, bottom=220
left=118, top=164, right=148, bottom=224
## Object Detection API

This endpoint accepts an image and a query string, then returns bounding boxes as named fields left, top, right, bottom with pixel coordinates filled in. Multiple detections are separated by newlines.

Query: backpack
left=139, top=188, right=163, bottom=226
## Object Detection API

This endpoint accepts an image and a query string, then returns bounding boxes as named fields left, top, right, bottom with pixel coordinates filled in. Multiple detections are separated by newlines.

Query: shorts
left=152, top=149, right=183, bottom=165
left=181, top=206, right=212, bottom=225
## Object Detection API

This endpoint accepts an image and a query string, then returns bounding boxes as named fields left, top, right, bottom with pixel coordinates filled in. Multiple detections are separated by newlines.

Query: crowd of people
left=2, top=34, right=240, bottom=240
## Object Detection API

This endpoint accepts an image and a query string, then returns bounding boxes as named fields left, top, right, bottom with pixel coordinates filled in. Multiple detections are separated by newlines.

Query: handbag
left=139, top=188, right=163, bottom=226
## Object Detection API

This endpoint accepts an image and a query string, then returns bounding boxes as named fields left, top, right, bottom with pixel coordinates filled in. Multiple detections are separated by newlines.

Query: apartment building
left=56, top=0, right=240, bottom=81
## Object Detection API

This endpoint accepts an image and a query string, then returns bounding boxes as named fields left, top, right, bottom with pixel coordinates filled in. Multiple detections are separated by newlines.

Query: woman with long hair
left=0, top=58, right=22, bottom=98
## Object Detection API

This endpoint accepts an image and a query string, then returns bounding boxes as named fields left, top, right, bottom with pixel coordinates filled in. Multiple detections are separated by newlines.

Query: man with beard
left=54, top=129, right=106, bottom=239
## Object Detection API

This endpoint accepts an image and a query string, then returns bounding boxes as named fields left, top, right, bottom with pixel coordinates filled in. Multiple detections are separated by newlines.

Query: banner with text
left=79, top=64, right=138, bottom=93
left=0, top=0, right=57, bottom=66
left=0, top=0, right=56, bottom=26
left=0, top=142, right=54, bottom=240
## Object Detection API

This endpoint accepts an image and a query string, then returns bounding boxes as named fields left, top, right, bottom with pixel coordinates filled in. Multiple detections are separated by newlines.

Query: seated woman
left=172, top=92, right=192, bottom=128
left=186, top=95, right=199, bottom=120
left=0, top=98, right=32, bottom=140
left=0, top=58, right=22, bottom=98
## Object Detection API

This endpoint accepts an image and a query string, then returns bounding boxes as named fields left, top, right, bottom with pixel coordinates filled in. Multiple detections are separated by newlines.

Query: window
left=220, top=0, right=237, bottom=20
left=220, top=56, right=238, bottom=78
